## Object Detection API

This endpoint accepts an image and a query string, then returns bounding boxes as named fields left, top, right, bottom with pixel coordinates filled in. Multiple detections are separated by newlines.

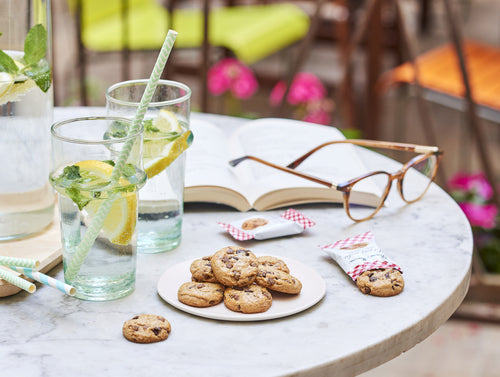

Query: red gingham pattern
left=217, top=222, right=254, bottom=241
left=347, top=261, right=402, bottom=281
left=320, top=231, right=374, bottom=250
left=281, top=209, right=316, bottom=229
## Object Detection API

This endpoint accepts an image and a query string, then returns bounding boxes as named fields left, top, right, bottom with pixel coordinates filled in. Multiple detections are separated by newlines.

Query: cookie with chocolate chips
left=190, top=256, right=218, bottom=283
left=256, top=266, right=302, bottom=294
left=356, top=268, right=404, bottom=297
left=211, top=246, right=258, bottom=287
left=241, top=218, right=269, bottom=230
left=224, top=284, right=273, bottom=314
left=122, top=314, right=171, bottom=343
left=177, top=281, right=225, bottom=307
left=257, top=255, right=290, bottom=273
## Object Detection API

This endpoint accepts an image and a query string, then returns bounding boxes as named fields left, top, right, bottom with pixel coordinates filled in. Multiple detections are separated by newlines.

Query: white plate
left=157, top=256, right=326, bottom=321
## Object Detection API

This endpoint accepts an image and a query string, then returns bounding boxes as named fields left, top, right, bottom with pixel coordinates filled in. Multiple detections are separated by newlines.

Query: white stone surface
left=0, top=108, right=472, bottom=377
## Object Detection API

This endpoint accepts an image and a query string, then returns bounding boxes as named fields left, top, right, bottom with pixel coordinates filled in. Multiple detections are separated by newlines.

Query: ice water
left=0, top=51, right=54, bottom=240
left=138, top=146, right=186, bottom=253
left=50, top=162, right=144, bottom=301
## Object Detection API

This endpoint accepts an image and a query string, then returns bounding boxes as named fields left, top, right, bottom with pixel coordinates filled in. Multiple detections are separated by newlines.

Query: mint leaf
left=0, top=50, right=19, bottom=74
left=24, top=24, right=47, bottom=65
left=65, top=187, right=91, bottom=210
left=62, top=165, right=81, bottom=180
left=23, top=61, right=51, bottom=92
left=144, top=119, right=159, bottom=133
left=103, top=160, right=115, bottom=167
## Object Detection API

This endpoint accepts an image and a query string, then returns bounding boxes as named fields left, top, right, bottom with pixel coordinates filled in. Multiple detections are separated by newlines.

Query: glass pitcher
left=0, top=0, right=54, bottom=240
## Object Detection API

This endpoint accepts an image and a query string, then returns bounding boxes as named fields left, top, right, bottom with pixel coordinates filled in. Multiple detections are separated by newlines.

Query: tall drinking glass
left=49, top=117, right=147, bottom=301
left=106, top=80, right=191, bottom=253
left=0, top=0, right=54, bottom=240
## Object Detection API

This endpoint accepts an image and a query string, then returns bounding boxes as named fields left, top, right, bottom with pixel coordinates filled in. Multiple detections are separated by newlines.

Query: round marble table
left=0, top=109, right=472, bottom=377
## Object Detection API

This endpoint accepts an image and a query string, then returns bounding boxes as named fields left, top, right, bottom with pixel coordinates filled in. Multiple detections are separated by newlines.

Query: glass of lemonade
left=106, top=80, right=192, bottom=253
left=0, top=0, right=54, bottom=240
left=49, top=117, right=146, bottom=301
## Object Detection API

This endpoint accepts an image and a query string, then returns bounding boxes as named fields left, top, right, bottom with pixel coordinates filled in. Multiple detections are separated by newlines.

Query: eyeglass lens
left=347, top=172, right=390, bottom=221
left=346, top=154, right=437, bottom=221
left=401, top=154, right=438, bottom=202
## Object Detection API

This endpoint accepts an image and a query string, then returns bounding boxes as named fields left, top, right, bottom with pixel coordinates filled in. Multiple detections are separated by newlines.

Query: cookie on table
left=356, top=268, right=404, bottom=297
left=224, top=284, right=273, bottom=314
left=190, top=256, right=218, bottom=283
left=122, top=314, right=171, bottom=343
left=241, top=218, right=269, bottom=230
left=257, top=255, right=290, bottom=274
left=256, top=266, right=302, bottom=294
left=177, top=281, right=225, bottom=307
left=211, top=246, right=258, bottom=288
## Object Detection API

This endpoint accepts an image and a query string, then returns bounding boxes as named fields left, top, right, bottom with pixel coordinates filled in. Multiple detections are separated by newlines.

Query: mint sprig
left=0, top=24, right=51, bottom=93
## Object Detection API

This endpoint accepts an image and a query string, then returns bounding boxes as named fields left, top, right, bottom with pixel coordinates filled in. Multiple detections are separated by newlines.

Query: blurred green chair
left=70, top=0, right=311, bottom=108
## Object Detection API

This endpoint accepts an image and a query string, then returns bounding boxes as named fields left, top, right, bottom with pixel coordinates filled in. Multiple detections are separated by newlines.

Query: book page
left=185, top=119, right=243, bottom=193
left=228, top=118, right=383, bottom=205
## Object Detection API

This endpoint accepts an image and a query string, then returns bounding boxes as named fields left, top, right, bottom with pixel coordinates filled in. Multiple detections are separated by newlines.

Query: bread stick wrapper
left=218, top=209, right=315, bottom=241
left=319, top=231, right=402, bottom=281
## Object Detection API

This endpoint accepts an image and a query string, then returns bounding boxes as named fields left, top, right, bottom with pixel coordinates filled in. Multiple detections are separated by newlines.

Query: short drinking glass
left=106, top=79, right=192, bottom=253
left=50, top=117, right=146, bottom=301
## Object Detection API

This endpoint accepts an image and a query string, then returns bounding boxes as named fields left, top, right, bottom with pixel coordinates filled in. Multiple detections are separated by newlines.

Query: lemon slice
left=152, top=109, right=182, bottom=133
left=75, top=160, right=138, bottom=246
left=0, top=73, right=14, bottom=98
left=144, top=130, right=193, bottom=179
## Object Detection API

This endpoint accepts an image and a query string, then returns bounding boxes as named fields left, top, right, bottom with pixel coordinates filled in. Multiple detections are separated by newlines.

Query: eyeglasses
left=229, top=139, right=443, bottom=222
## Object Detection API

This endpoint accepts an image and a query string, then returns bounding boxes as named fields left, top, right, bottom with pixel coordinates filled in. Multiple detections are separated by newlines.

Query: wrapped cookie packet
left=319, top=231, right=403, bottom=281
left=218, top=208, right=315, bottom=241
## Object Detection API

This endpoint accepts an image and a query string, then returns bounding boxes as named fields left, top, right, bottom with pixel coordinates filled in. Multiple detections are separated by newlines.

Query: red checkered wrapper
left=218, top=209, right=315, bottom=241
left=319, top=231, right=402, bottom=281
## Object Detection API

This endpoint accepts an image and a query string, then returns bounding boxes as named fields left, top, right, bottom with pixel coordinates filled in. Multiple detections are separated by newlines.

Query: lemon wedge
left=75, top=160, right=138, bottom=246
left=144, top=130, right=193, bottom=179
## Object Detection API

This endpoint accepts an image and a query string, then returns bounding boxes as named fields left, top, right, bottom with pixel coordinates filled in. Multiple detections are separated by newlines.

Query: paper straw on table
left=0, top=255, right=40, bottom=269
left=10, top=266, right=76, bottom=296
left=65, top=30, right=178, bottom=282
left=0, top=267, right=36, bottom=293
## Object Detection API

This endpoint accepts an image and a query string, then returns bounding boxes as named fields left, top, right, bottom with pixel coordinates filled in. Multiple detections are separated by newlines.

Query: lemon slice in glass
left=144, top=130, right=193, bottom=179
left=75, top=160, right=138, bottom=246
left=152, top=109, right=182, bottom=133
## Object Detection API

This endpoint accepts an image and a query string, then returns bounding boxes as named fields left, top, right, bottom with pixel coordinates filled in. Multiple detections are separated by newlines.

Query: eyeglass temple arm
left=229, top=156, right=334, bottom=188
left=286, top=139, right=441, bottom=169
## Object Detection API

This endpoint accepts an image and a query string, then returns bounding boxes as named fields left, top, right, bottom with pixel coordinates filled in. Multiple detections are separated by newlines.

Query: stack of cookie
left=177, top=246, right=302, bottom=314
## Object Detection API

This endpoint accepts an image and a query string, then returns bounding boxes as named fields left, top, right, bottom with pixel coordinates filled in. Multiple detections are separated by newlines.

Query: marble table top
left=0, top=108, right=472, bottom=377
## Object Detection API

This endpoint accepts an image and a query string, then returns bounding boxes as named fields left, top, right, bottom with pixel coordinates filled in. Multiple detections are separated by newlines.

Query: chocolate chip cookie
left=257, top=255, right=290, bottom=273
left=190, top=256, right=218, bottom=283
left=211, top=246, right=258, bottom=287
left=122, top=314, right=171, bottom=343
left=224, top=284, right=273, bottom=314
left=256, top=266, right=302, bottom=294
left=177, top=281, right=225, bottom=307
left=356, top=268, right=404, bottom=297
left=242, top=218, right=269, bottom=230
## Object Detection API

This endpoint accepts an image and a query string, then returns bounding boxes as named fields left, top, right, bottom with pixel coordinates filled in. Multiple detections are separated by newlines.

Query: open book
left=185, top=118, right=383, bottom=211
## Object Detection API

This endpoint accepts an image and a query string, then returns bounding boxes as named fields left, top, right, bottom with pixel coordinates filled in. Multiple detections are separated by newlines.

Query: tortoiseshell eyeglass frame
left=229, top=139, right=443, bottom=222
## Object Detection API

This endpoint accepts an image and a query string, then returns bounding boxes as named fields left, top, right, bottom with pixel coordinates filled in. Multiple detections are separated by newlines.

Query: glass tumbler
left=50, top=116, right=146, bottom=301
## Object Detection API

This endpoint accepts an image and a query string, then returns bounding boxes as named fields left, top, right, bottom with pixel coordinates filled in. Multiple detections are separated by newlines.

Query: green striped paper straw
left=0, top=267, right=36, bottom=293
left=65, top=30, right=178, bottom=282
left=0, top=255, right=40, bottom=269
left=10, top=266, right=76, bottom=296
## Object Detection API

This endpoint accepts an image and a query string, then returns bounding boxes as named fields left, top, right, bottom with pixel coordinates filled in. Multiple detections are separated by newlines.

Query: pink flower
left=303, top=109, right=331, bottom=125
left=269, top=72, right=327, bottom=106
left=459, top=202, right=498, bottom=229
left=207, top=58, right=258, bottom=99
left=448, top=172, right=493, bottom=201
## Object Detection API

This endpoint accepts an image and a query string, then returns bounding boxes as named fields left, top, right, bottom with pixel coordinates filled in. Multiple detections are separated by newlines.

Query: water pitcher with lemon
left=0, top=0, right=54, bottom=240
left=106, top=80, right=192, bottom=253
